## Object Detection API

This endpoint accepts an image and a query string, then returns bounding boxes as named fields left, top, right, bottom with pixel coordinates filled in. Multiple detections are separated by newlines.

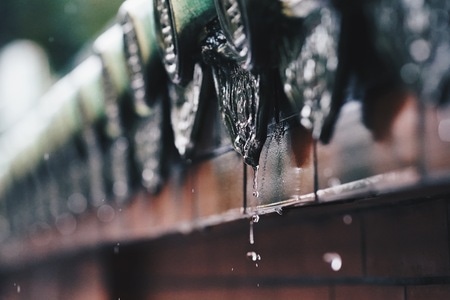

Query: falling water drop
left=323, top=252, right=342, bottom=271
left=246, top=251, right=261, bottom=262
left=343, top=214, right=352, bottom=225
left=247, top=251, right=262, bottom=268
left=249, top=220, right=254, bottom=245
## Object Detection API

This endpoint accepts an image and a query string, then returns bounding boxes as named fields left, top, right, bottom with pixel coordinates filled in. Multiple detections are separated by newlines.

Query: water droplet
left=249, top=220, right=254, bottom=245
left=275, top=207, right=283, bottom=215
left=114, top=243, right=120, bottom=254
left=249, top=215, right=259, bottom=244
left=323, top=252, right=342, bottom=271
left=231, top=267, right=234, bottom=271
left=252, top=166, right=259, bottom=198
left=343, top=214, right=352, bottom=225
left=246, top=251, right=261, bottom=262
left=44, top=153, right=49, bottom=160
left=251, top=214, right=260, bottom=223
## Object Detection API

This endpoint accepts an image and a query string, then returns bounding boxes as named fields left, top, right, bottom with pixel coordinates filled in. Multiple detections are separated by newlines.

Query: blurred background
left=0, top=0, right=122, bottom=135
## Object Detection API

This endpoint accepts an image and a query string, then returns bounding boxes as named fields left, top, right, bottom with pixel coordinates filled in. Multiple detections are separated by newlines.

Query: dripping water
left=249, top=214, right=259, bottom=245
left=275, top=207, right=283, bottom=215
left=246, top=251, right=261, bottom=261
left=249, top=220, right=254, bottom=244
left=246, top=251, right=262, bottom=268
left=252, top=165, right=259, bottom=198
left=247, top=214, right=261, bottom=267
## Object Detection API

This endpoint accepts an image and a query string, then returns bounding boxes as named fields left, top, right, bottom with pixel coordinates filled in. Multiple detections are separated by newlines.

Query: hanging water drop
left=251, top=214, right=260, bottom=223
left=275, top=207, right=283, bottom=215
